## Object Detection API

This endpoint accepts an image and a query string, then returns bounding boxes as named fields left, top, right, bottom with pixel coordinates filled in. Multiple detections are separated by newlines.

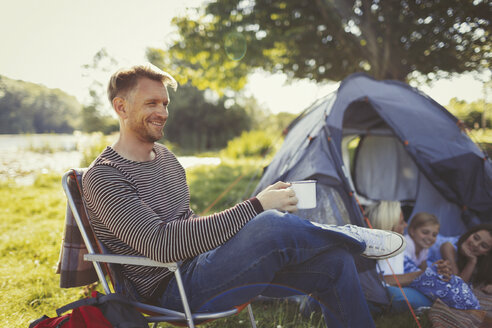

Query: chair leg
left=247, top=304, right=257, bottom=328
left=174, top=267, right=196, bottom=328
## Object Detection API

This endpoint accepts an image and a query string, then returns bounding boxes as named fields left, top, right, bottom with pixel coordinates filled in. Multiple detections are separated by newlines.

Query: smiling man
left=108, top=66, right=173, bottom=161
left=82, top=64, right=406, bottom=328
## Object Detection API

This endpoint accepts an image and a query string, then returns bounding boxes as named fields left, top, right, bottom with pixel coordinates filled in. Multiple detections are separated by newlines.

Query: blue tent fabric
left=254, top=73, right=492, bottom=231
left=253, top=73, right=492, bottom=305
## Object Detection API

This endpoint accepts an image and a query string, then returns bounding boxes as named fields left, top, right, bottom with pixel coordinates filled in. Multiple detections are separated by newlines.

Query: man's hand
left=256, top=181, right=298, bottom=213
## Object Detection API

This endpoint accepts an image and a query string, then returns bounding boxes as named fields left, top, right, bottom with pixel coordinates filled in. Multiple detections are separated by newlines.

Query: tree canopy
left=148, top=0, right=491, bottom=93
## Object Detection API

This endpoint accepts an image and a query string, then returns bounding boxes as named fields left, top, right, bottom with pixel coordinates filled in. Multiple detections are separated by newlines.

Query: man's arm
left=83, top=165, right=264, bottom=263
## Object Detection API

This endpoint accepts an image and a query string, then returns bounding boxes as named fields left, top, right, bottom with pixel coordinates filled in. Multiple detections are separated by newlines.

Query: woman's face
left=462, top=230, right=492, bottom=257
left=392, top=212, right=407, bottom=235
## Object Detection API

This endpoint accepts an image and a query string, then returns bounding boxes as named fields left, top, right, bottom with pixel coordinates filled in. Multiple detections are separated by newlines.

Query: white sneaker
left=309, top=223, right=406, bottom=259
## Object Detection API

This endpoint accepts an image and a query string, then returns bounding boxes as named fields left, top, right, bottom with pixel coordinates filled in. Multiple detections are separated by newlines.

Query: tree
left=79, top=48, right=119, bottom=133
left=80, top=104, right=119, bottom=134
left=0, top=75, right=81, bottom=134
left=447, top=97, right=491, bottom=128
left=479, top=79, right=492, bottom=128
left=148, top=0, right=491, bottom=93
left=163, top=83, right=252, bottom=151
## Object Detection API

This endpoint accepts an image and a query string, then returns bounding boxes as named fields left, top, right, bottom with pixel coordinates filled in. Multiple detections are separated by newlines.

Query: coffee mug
left=289, top=180, right=317, bottom=209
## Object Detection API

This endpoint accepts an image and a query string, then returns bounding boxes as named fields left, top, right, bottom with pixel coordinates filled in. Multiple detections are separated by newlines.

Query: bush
left=78, top=133, right=117, bottom=167
left=220, top=130, right=277, bottom=159
left=469, top=128, right=492, bottom=158
left=446, top=98, right=491, bottom=129
left=187, top=161, right=263, bottom=214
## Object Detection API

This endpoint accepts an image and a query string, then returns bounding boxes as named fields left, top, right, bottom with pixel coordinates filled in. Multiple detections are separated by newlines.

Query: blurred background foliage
left=149, top=0, right=490, bottom=93
left=0, top=1, right=490, bottom=155
left=0, top=76, right=81, bottom=134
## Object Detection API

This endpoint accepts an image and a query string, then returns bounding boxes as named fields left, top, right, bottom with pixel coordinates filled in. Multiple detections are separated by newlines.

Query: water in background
left=0, top=134, right=83, bottom=185
left=0, top=134, right=220, bottom=185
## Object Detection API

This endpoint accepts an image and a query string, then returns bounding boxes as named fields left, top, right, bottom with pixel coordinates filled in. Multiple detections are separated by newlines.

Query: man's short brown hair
left=107, top=64, right=177, bottom=105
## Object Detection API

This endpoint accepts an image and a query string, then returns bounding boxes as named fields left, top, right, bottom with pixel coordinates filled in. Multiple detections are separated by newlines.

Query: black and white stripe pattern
left=82, top=144, right=262, bottom=298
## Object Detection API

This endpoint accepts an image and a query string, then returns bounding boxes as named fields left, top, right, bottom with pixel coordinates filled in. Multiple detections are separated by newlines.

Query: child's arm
left=440, top=242, right=459, bottom=274
left=382, top=271, right=422, bottom=286
left=441, top=241, right=477, bottom=282
left=457, top=246, right=478, bottom=283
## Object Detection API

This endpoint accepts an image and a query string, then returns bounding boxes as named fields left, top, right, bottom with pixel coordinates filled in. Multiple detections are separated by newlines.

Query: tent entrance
left=340, top=100, right=417, bottom=204
left=340, top=100, right=467, bottom=235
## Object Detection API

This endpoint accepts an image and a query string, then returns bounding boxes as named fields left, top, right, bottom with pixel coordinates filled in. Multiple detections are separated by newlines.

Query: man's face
left=125, top=77, right=169, bottom=143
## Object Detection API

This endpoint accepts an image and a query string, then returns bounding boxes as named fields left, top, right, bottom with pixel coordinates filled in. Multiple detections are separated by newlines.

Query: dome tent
left=253, top=73, right=492, bottom=236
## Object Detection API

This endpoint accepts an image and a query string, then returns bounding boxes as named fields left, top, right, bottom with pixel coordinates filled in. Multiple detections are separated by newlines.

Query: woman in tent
left=366, top=201, right=433, bottom=312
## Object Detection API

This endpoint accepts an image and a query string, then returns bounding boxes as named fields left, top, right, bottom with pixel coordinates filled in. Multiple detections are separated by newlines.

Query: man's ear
left=113, top=97, right=127, bottom=118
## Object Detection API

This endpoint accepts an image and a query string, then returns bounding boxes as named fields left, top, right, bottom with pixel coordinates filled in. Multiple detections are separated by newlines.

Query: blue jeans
left=158, top=210, right=375, bottom=328
left=386, top=286, right=432, bottom=312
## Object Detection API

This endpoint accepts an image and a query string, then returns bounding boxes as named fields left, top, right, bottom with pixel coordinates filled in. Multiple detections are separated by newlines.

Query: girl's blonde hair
left=366, top=200, right=401, bottom=231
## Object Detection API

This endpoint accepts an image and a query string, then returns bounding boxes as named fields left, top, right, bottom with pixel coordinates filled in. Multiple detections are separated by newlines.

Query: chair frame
left=62, top=169, right=257, bottom=328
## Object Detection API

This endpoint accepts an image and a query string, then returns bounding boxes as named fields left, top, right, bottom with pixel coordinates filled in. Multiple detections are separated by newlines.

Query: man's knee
left=239, top=210, right=306, bottom=247
left=248, top=210, right=305, bottom=235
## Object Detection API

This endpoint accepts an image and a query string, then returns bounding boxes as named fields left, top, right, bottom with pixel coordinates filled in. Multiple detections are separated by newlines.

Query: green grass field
left=0, top=162, right=431, bottom=327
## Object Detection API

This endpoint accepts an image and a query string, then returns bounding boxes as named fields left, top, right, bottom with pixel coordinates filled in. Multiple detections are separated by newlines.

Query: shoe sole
left=361, top=232, right=406, bottom=260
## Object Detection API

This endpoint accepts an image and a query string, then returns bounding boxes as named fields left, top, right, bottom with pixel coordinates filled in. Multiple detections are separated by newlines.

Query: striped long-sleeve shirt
left=82, top=143, right=263, bottom=299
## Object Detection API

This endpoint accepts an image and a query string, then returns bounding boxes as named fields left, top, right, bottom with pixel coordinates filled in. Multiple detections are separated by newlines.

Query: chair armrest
left=84, top=254, right=178, bottom=271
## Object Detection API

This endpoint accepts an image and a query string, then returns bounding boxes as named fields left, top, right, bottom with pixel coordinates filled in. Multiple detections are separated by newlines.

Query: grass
left=1, top=162, right=431, bottom=328
left=0, top=174, right=82, bottom=327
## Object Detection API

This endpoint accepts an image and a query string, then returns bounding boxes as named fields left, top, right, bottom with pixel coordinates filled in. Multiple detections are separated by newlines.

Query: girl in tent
left=431, top=223, right=492, bottom=294
left=368, top=202, right=481, bottom=311
left=403, top=212, right=440, bottom=272
left=365, top=201, right=432, bottom=312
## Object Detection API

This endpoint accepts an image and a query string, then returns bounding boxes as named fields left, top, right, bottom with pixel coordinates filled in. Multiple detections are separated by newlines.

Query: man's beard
left=128, top=119, right=164, bottom=143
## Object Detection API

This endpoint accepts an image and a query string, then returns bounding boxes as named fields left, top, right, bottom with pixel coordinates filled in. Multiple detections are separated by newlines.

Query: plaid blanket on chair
left=56, top=170, right=98, bottom=288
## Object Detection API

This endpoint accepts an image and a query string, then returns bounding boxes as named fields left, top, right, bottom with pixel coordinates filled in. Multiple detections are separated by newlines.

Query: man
left=83, top=64, right=406, bottom=327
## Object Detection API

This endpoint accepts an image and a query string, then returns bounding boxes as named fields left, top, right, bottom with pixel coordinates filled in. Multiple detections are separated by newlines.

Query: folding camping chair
left=61, top=169, right=257, bottom=328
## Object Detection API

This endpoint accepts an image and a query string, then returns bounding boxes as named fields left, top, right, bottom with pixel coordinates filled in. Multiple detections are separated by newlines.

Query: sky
left=0, top=0, right=489, bottom=115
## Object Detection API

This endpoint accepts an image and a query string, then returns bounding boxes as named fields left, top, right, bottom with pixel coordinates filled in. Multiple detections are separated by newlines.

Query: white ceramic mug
left=289, top=180, right=317, bottom=209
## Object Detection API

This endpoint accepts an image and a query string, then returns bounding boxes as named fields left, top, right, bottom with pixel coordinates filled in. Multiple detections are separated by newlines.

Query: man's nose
left=156, top=105, right=168, bottom=117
